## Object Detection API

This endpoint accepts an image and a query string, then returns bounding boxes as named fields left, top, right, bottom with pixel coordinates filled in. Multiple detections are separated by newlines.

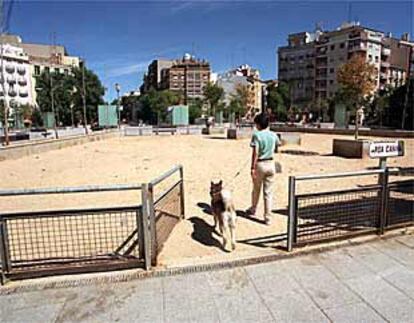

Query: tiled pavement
left=1, top=234, right=414, bottom=323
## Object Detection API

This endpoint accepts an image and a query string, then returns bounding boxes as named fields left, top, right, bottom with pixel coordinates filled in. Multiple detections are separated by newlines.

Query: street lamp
left=115, top=83, right=121, bottom=129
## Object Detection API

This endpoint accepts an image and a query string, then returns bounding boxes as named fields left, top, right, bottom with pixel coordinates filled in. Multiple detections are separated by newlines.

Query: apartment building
left=140, top=59, right=173, bottom=93
left=0, top=43, right=34, bottom=107
left=159, top=53, right=211, bottom=102
left=0, top=34, right=81, bottom=106
left=278, top=22, right=414, bottom=105
left=217, top=64, right=264, bottom=117
left=278, top=31, right=318, bottom=105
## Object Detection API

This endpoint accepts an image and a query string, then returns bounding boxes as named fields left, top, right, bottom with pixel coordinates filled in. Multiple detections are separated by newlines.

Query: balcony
left=348, top=43, right=366, bottom=52
left=18, top=77, right=27, bottom=86
left=5, top=64, right=15, bottom=73
left=19, top=89, right=28, bottom=97
left=8, top=89, right=17, bottom=97
left=17, top=65, right=26, bottom=75
left=380, top=72, right=388, bottom=79
left=382, top=48, right=391, bottom=56
left=7, top=75, right=16, bottom=84
left=381, top=61, right=390, bottom=68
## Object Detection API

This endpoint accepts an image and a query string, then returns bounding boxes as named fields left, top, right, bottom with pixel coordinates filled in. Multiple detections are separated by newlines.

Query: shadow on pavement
left=238, top=233, right=287, bottom=251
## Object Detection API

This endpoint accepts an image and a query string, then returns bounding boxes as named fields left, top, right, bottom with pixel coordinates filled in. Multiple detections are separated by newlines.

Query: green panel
left=334, top=103, right=347, bottom=128
left=42, top=112, right=55, bottom=129
left=169, top=105, right=189, bottom=126
left=98, top=105, right=118, bottom=127
left=215, top=111, right=223, bottom=125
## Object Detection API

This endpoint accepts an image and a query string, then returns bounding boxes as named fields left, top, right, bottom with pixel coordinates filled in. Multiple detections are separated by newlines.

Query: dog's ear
left=219, top=180, right=223, bottom=186
left=210, top=181, right=214, bottom=186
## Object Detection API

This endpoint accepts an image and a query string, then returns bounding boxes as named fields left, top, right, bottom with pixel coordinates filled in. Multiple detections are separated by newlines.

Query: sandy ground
left=0, top=133, right=413, bottom=267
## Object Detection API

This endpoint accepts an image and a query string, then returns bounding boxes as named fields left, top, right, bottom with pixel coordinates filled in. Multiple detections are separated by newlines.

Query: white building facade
left=0, top=44, right=34, bottom=108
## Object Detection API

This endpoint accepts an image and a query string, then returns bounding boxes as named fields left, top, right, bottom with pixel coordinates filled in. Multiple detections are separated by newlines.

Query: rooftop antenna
left=348, top=1, right=353, bottom=23
left=315, top=21, right=323, bottom=32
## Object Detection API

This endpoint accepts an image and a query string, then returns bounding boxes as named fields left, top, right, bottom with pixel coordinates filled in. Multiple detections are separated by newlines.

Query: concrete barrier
left=0, top=131, right=119, bottom=161
left=270, top=125, right=414, bottom=138
left=124, top=126, right=153, bottom=136
left=177, top=126, right=203, bottom=135
left=332, top=139, right=371, bottom=158
left=227, top=128, right=253, bottom=139
left=277, top=133, right=302, bottom=145
left=202, top=127, right=225, bottom=135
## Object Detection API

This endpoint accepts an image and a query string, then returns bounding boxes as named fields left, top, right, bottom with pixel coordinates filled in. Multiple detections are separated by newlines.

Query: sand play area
left=1, top=133, right=413, bottom=267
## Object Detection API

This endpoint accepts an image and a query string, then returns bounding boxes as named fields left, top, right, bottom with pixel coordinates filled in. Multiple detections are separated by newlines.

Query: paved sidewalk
left=1, top=234, right=414, bottom=323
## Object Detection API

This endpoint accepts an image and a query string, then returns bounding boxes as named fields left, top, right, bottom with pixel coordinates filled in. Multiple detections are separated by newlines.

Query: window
left=375, top=56, right=379, bottom=63
left=329, top=80, right=334, bottom=85
left=330, top=68, right=334, bottom=73
left=369, top=55, right=373, bottom=61
left=34, top=65, right=40, bottom=75
left=340, top=42, right=346, bottom=49
left=44, top=66, right=50, bottom=73
left=64, top=69, right=69, bottom=76
left=330, top=45, right=335, bottom=51
left=54, top=68, right=60, bottom=74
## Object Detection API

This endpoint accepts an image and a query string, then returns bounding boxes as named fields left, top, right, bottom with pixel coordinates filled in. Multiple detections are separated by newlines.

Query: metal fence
left=287, top=169, right=414, bottom=251
left=0, top=165, right=184, bottom=284
left=146, top=165, right=185, bottom=266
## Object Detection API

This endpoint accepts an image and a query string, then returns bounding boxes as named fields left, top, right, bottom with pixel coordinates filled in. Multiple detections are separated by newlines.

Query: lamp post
left=115, top=83, right=121, bottom=129
left=81, top=60, right=88, bottom=135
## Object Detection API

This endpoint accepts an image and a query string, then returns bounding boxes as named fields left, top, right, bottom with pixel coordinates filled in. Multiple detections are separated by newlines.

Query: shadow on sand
left=188, top=217, right=223, bottom=251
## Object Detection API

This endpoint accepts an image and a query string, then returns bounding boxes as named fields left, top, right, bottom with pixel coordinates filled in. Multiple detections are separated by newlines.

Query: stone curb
left=1, top=228, right=412, bottom=295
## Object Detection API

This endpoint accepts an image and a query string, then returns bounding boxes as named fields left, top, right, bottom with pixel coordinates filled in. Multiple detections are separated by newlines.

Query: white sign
left=369, top=141, right=404, bottom=158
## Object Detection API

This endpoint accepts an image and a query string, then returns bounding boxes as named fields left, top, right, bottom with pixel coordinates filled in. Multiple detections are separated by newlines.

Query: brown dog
left=210, top=181, right=237, bottom=251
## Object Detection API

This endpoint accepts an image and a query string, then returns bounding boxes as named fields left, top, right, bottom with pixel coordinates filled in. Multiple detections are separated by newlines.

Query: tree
left=203, top=82, right=224, bottom=118
left=188, top=97, right=203, bottom=124
left=367, top=86, right=393, bottom=127
left=14, top=103, right=34, bottom=128
left=70, top=67, right=105, bottom=125
left=387, top=82, right=413, bottom=130
left=139, top=89, right=181, bottom=125
left=266, top=82, right=290, bottom=121
left=120, top=95, right=140, bottom=123
left=336, top=56, right=376, bottom=139
left=35, top=67, right=105, bottom=127
left=226, top=83, right=250, bottom=122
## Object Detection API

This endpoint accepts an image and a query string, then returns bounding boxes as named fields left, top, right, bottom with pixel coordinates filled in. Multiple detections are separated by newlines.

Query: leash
left=224, top=156, right=252, bottom=191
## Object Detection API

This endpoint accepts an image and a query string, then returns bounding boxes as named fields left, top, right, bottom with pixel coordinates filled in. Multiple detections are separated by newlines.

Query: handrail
left=150, top=165, right=182, bottom=186
left=0, top=183, right=142, bottom=196
left=294, top=169, right=385, bottom=181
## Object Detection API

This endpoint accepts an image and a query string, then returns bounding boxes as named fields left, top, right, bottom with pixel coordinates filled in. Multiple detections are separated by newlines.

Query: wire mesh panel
left=295, top=187, right=382, bottom=245
left=152, top=182, right=183, bottom=264
left=2, top=206, right=142, bottom=275
left=386, top=180, right=414, bottom=228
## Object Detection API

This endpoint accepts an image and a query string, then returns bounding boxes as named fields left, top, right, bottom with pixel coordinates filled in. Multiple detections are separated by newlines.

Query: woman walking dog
left=247, top=113, right=280, bottom=224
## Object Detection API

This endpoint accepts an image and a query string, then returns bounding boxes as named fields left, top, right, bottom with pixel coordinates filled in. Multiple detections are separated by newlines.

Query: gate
left=287, top=168, right=414, bottom=251
left=0, top=165, right=185, bottom=284
left=144, top=165, right=185, bottom=266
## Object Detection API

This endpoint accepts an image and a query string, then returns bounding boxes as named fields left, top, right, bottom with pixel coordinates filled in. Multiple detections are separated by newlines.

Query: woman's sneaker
left=264, top=215, right=271, bottom=225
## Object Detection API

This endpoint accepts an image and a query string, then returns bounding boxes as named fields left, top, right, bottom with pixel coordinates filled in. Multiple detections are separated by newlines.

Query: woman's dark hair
left=254, top=113, right=269, bottom=129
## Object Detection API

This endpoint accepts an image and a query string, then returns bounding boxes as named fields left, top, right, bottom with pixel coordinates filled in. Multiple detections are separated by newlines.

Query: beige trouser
left=252, top=160, right=275, bottom=217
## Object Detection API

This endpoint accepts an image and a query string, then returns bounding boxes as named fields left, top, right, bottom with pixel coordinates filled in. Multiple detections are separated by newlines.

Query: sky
left=8, top=0, right=414, bottom=101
